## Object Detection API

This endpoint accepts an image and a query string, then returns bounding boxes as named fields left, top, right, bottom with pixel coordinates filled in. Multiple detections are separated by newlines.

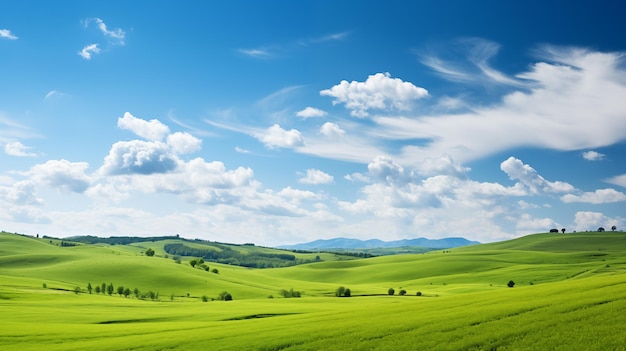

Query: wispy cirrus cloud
left=78, top=18, right=126, bottom=59
left=239, top=31, right=350, bottom=59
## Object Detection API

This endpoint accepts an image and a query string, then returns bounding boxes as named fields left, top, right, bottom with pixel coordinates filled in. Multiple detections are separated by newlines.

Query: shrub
left=388, top=288, right=395, bottom=295
left=507, top=280, right=515, bottom=288
left=416, top=291, right=422, bottom=296
left=399, top=289, right=407, bottom=296
left=201, top=295, right=209, bottom=302
left=218, top=291, right=232, bottom=301
left=212, top=268, right=219, bottom=274
left=145, top=248, right=155, bottom=256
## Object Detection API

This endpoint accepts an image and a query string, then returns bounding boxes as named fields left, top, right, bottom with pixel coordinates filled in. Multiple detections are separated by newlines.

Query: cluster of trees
left=164, top=243, right=315, bottom=268
left=550, top=225, right=618, bottom=233
left=280, top=288, right=302, bottom=298
left=84, top=282, right=160, bottom=301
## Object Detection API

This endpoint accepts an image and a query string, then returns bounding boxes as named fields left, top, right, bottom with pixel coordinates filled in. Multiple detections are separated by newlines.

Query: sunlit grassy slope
left=1, top=231, right=626, bottom=350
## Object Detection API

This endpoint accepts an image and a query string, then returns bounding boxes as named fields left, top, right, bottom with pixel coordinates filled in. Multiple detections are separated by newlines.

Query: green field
left=1, top=231, right=626, bottom=350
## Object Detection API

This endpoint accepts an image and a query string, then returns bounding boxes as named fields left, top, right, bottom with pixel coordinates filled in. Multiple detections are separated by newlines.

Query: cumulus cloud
left=29, top=159, right=92, bottom=193
left=257, top=124, right=304, bottom=149
left=416, top=154, right=470, bottom=177
left=500, top=157, right=574, bottom=194
left=319, top=122, right=345, bottom=138
left=100, top=140, right=178, bottom=175
left=118, top=112, right=170, bottom=141
left=166, top=132, right=202, bottom=154
left=574, top=211, right=620, bottom=232
left=1, top=180, right=43, bottom=206
left=320, top=72, right=428, bottom=117
left=299, top=169, right=334, bottom=185
left=561, top=189, right=626, bottom=204
left=78, top=43, right=100, bottom=60
left=4, top=141, right=36, bottom=157
left=582, top=150, right=605, bottom=161
left=296, top=107, right=327, bottom=118
left=368, top=156, right=406, bottom=184
left=0, top=29, right=18, bottom=40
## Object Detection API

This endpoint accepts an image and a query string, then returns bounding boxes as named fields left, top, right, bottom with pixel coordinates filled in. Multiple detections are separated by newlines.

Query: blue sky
left=1, top=0, right=626, bottom=246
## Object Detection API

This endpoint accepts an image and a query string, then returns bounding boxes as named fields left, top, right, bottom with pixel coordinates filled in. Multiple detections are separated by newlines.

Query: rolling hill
left=278, top=236, right=480, bottom=250
left=1, top=230, right=626, bottom=350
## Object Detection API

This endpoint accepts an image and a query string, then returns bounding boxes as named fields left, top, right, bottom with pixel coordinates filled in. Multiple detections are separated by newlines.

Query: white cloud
left=235, top=146, right=250, bottom=154
left=100, top=140, right=178, bottom=175
left=78, top=43, right=100, bottom=60
left=344, top=172, right=370, bottom=182
left=0, top=29, right=18, bottom=40
left=320, top=72, right=428, bottom=117
left=91, top=18, right=125, bottom=44
left=416, top=154, right=470, bottom=177
left=257, top=124, right=304, bottom=149
left=296, top=107, right=327, bottom=118
left=368, top=155, right=406, bottom=184
left=605, top=174, right=626, bottom=188
left=166, top=132, right=202, bottom=154
left=561, top=188, right=626, bottom=204
left=1, top=180, right=43, bottom=206
left=319, top=122, right=345, bottom=138
left=500, top=157, right=574, bottom=194
left=28, top=160, right=92, bottom=193
left=238, top=48, right=271, bottom=58
left=582, top=150, right=605, bottom=161
left=118, top=112, right=170, bottom=141
left=4, top=141, right=36, bottom=157
left=573, top=211, right=620, bottom=232
left=299, top=169, right=334, bottom=185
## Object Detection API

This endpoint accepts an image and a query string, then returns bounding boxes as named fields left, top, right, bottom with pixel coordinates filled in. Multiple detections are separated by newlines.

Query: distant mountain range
left=277, top=237, right=480, bottom=250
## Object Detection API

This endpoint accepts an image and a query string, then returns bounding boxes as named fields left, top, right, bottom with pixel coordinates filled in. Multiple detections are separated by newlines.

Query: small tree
left=123, top=288, right=131, bottom=298
left=189, top=259, right=197, bottom=268
left=343, top=288, right=351, bottom=297
left=335, top=286, right=346, bottom=297
left=74, top=286, right=81, bottom=294
left=101, top=283, right=107, bottom=295
left=87, top=283, right=93, bottom=294
left=612, top=225, right=617, bottom=231
left=561, top=228, right=566, bottom=234
left=94, top=285, right=101, bottom=294
left=201, top=295, right=209, bottom=302
left=133, top=287, right=140, bottom=298
left=507, top=280, right=515, bottom=288
left=399, top=289, right=407, bottom=296
left=598, top=227, right=605, bottom=232
left=107, top=283, right=114, bottom=296
left=212, top=268, right=219, bottom=274
left=388, top=288, right=395, bottom=296
left=218, top=291, right=232, bottom=301
left=145, top=248, right=155, bottom=256
left=416, top=291, right=422, bottom=296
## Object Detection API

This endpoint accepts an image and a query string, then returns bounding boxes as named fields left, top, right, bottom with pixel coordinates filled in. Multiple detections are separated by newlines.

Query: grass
left=2, top=231, right=626, bottom=350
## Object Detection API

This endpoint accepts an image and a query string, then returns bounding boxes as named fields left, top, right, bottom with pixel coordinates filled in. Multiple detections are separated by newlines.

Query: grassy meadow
left=1, top=231, right=626, bottom=350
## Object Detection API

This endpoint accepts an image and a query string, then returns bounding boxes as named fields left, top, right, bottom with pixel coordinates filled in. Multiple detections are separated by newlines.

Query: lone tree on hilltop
left=507, top=280, right=515, bottom=288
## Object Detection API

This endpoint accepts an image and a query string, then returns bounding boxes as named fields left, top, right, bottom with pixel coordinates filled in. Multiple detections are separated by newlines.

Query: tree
left=201, top=295, right=209, bottom=302
left=74, top=286, right=81, bottom=294
left=335, top=286, right=346, bottom=297
left=612, top=225, right=617, bottom=231
left=123, top=288, right=131, bottom=298
left=388, top=288, right=395, bottom=295
left=94, top=285, right=101, bottom=294
left=87, top=283, right=93, bottom=294
left=211, top=268, right=219, bottom=274
left=218, top=291, right=232, bottom=301
left=133, top=287, right=140, bottom=298
left=343, top=288, right=351, bottom=297
left=416, top=291, right=422, bottom=296
left=101, top=282, right=107, bottom=294
left=145, top=248, right=155, bottom=256
left=598, top=227, right=605, bottom=232
left=399, top=289, right=407, bottom=296
left=561, top=228, right=566, bottom=234
left=107, top=283, right=114, bottom=296
left=189, top=259, right=197, bottom=268
left=117, top=285, right=124, bottom=296
left=507, top=280, right=515, bottom=288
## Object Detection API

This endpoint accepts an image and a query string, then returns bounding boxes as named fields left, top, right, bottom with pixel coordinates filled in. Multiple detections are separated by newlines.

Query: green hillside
left=1, top=231, right=626, bottom=350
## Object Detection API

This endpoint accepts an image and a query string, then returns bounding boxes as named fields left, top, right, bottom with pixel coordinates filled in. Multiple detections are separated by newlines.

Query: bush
left=507, top=280, right=515, bottom=288
left=201, top=295, right=209, bottom=302
left=399, top=289, right=407, bottom=296
left=416, top=291, right=422, bottom=296
left=335, top=286, right=351, bottom=297
left=145, top=248, right=155, bottom=256
left=388, top=288, right=395, bottom=295
left=217, top=291, right=232, bottom=301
